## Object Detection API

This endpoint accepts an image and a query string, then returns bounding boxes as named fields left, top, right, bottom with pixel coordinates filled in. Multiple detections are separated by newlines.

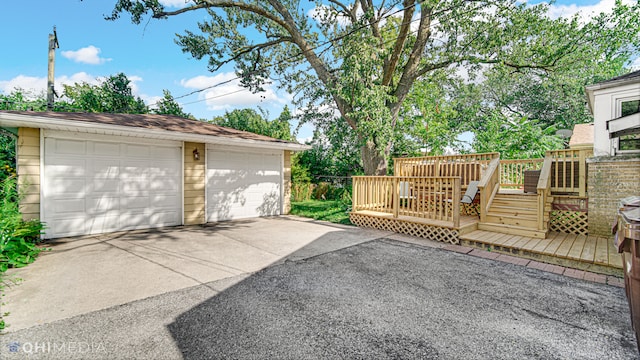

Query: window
left=622, top=100, right=640, bottom=117
left=612, top=98, right=640, bottom=154
left=620, top=133, right=640, bottom=151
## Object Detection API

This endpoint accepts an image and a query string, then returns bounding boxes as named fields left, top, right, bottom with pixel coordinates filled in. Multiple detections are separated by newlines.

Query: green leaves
left=153, top=90, right=192, bottom=118
left=210, top=106, right=293, bottom=141
left=0, top=177, right=45, bottom=273
left=105, top=0, right=640, bottom=174
left=61, top=73, right=147, bottom=114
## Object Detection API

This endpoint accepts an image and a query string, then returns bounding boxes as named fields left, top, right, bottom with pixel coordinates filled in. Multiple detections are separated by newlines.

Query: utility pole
left=47, top=26, right=59, bottom=111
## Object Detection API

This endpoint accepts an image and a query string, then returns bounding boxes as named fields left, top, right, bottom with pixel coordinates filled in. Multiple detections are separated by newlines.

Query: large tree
left=108, top=0, right=640, bottom=174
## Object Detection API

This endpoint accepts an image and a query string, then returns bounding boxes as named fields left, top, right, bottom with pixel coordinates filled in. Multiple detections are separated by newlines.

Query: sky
left=0, top=0, right=636, bottom=143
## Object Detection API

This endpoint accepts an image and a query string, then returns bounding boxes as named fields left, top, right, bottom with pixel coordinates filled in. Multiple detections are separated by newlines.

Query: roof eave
left=0, top=112, right=310, bottom=151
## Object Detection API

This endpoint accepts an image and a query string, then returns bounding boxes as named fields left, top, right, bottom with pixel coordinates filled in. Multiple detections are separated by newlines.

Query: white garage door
left=42, top=131, right=182, bottom=238
left=207, top=146, right=282, bottom=222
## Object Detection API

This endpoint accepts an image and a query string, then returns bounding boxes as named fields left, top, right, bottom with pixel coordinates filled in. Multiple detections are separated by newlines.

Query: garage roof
left=0, top=111, right=310, bottom=151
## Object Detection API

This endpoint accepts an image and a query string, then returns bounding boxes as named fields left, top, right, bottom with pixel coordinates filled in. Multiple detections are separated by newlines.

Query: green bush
left=0, top=176, right=45, bottom=272
left=292, top=182, right=314, bottom=202
left=311, top=182, right=352, bottom=201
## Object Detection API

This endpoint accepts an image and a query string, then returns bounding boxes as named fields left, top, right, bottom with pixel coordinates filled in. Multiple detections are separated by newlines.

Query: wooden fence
left=352, top=176, right=461, bottom=227
left=393, top=152, right=499, bottom=188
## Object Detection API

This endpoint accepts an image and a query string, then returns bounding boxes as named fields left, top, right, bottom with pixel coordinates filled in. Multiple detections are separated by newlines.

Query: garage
left=1, top=111, right=308, bottom=239
left=207, top=145, right=282, bottom=222
left=42, top=130, right=182, bottom=238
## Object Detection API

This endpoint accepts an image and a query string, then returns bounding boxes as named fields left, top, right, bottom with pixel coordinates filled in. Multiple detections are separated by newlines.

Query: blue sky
left=0, top=0, right=634, bottom=142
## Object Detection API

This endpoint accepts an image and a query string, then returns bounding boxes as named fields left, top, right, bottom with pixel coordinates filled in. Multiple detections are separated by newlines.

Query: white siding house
left=585, top=70, right=640, bottom=156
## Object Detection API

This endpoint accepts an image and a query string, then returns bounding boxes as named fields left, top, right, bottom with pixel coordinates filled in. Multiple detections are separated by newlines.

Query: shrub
left=0, top=176, right=45, bottom=272
left=292, top=182, right=314, bottom=202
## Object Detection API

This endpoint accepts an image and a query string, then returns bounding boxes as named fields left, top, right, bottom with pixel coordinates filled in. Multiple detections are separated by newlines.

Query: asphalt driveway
left=0, top=217, right=636, bottom=359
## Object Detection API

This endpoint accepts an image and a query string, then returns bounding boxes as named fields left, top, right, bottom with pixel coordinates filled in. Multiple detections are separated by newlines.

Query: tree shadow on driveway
left=167, top=239, right=638, bottom=360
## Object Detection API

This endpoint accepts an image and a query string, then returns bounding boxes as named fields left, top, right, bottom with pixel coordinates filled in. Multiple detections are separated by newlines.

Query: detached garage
left=0, top=111, right=309, bottom=239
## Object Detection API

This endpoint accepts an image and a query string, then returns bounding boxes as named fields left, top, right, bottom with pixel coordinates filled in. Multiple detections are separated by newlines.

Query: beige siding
left=184, top=142, right=206, bottom=225
left=587, top=156, right=640, bottom=236
left=283, top=150, right=292, bottom=214
left=17, top=128, right=40, bottom=221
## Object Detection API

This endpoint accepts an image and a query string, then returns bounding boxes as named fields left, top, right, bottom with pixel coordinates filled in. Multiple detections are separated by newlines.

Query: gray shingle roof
left=0, top=111, right=298, bottom=145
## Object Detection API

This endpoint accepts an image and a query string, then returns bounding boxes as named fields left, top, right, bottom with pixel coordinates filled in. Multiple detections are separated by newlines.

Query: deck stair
left=478, top=192, right=549, bottom=239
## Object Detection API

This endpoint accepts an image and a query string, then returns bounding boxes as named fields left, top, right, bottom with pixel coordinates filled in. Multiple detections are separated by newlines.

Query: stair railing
left=536, top=156, right=553, bottom=232
left=477, top=157, right=501, bottom=223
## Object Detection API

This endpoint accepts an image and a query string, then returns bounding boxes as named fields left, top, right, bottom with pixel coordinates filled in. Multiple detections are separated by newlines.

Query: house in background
left=0, top=111, right=309, bottom=239
left=568, top=123, right=594, bottom=150
left=586, top=70, right=640, bottom=156
left=584, top=70, right=640, bottom=236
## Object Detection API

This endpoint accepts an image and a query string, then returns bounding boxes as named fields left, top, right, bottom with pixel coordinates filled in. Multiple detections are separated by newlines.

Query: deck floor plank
left=580, top=235, right=597, bottom=263
left=567, top=234, right=587, bottom=261
left=594, top=237, right=609, bottom=265
left=531, top=233, right=556, bottom=253
left=542, top=232, right=568, bottom=256
left=490, top=233, right=516, bottom=246
left=608, top=237, right=623, bottom=268
left=513, top=236, right=535, bottom=249
left=474, top=231, right=496, bottom=242
left=554, top=234, right=577, bottom=258
left=502, top=235, right=524, bottom=248
left=521, top=237, right=543, bottom=251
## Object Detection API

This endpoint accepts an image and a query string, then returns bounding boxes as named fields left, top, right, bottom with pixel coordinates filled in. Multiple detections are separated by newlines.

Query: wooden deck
left=461, top=230, right=622, bottom=276
left=350, top=210, right=479, bottom=245
left=352, top=210, right=478, bottom=233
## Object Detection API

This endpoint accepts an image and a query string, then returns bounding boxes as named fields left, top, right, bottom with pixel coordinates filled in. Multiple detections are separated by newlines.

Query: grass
left=290, top=200, right=352, bottom=225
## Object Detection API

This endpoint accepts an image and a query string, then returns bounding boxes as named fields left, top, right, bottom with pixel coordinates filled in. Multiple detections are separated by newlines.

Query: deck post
left=578, top=149, right=586, bottom=197
left=453, top=177, right=460, bottom=228
left=393, top=177, right=399, bottom=218
left=352, top=177, right=358, bottom=211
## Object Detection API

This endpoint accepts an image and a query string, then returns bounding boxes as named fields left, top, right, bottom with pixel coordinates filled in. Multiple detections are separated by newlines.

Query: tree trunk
left=361, top=139, right=388, bottom=175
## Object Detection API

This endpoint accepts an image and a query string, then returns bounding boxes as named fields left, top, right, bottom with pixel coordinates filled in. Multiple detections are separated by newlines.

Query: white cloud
left=159, top=0, right=191, bottom=8
left=630, top=57, right=640, bottom=71
left=61, top=46, right=111, bottom=65
left=0, top=72, right=100, bottom=98
left=143, top=95, right=164, bottom=109
left=545, top=0, right=634, bottom=21
left=126, top=75, right=143, bottom=96
left=180, top=73, right=287, bottom=111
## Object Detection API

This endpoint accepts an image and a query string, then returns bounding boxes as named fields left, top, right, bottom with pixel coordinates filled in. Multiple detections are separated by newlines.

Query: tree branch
left=382, top=0, right=415, bottom=86
left=360, top=0, right=382, bottom=40
left=266, top=0, right=357, bottom=130
left=212, top=37, right=294, bottom=72
left=154, top=0, right=290, bottom=30
left=391, top=4, right=432, bottom=117
left=328, top=0, right=358, bottom=23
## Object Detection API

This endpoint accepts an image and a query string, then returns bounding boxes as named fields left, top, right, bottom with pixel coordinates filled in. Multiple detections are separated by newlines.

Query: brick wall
left=587, top=155, right=640, bottom=236
left=17, top=128, right=40, bottom=221
left=184, top=142, right=206, bottom=225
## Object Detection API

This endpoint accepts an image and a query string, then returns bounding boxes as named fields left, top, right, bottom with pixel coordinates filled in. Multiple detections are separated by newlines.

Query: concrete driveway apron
left=2, top=216, right=392, bottom=331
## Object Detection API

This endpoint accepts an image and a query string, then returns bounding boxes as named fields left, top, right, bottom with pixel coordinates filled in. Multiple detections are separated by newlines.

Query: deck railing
left=537, top=157, right=553, bottom=231
left=393, top=152, right=499, bottom=187
left=477, top=157, right=501, bottom=223
left=352, top=176, right=461, bottom=227
left=547, top=148, right=592, bottom=197
left=499, top=158, right=544, bottom=189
